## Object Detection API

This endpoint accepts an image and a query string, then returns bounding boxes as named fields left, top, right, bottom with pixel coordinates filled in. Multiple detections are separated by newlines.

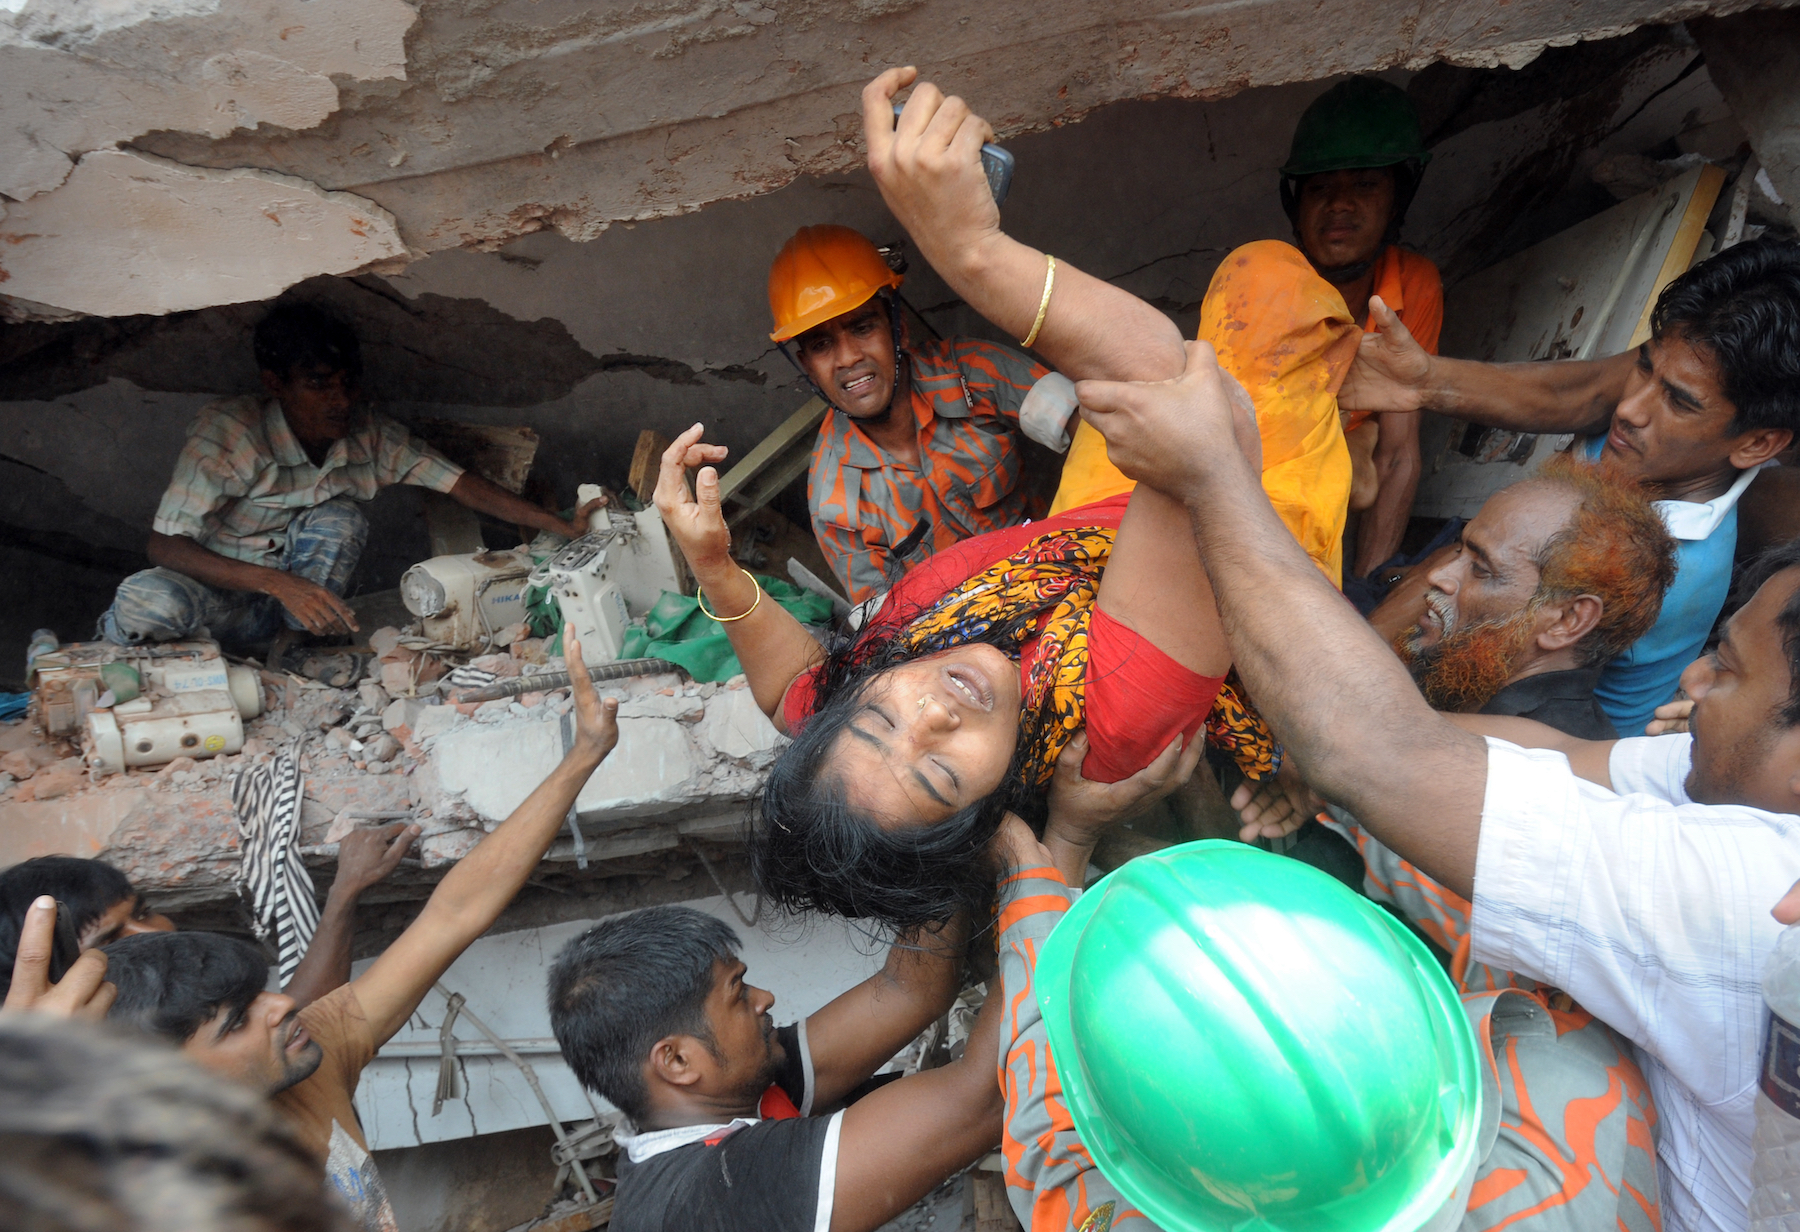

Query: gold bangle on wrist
left=1020, top=254, right=1057, bottom=349
left=697, top=566, right=763, bottom=623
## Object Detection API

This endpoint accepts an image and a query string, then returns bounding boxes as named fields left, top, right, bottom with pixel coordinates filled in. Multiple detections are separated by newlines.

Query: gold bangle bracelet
left=1020, top=254, right=1057, bottom=349
left=697, top=566, right=763, bottom=623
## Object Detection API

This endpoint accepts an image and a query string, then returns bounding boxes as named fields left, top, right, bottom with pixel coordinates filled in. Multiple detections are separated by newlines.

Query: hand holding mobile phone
left=893, top=102, right=1015, bottom=206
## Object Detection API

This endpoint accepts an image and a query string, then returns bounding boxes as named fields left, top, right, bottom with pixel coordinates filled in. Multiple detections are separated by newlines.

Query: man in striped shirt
left=770, top=225, right=1075, bottom=605
left=99, top=303, right=595, bottom=658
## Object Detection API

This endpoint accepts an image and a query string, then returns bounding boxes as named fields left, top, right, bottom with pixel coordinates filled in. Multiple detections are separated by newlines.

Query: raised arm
left=1442, top=713, right=1616, bottom=788
left=1078, top=343, right=1489, bottom=899
left=281, top=822, right=418, bottom=1009
left=653, top=425, right=825, bottom=728
left=1338, top=296, right=1634, bottom=436
left=863, top=68, right=1184, bottom=385
left=804, top=915, right=967, bottom=1111
left=829, top=978, right=1003, bottom=1232
left=349, top=628, right=619, bottom=1045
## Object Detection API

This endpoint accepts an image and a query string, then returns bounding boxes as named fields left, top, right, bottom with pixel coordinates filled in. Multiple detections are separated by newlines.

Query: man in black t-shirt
left=549, top=905, right=998, bottom=1232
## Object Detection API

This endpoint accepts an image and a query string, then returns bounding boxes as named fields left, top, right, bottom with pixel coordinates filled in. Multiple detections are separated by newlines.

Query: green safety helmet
left=1280, top=77, right=1431, bottom=242
left=1035, top=841, right=1482, bottom=1232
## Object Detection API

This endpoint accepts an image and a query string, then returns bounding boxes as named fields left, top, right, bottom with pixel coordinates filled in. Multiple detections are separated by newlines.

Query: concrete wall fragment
left=23, top=0, right=1795, bottom=304
left=0, top=0, right=416, bottom=199
left=1691, top=8, right=1800, bottom=226
left=0, top=151, right=407, bottom=317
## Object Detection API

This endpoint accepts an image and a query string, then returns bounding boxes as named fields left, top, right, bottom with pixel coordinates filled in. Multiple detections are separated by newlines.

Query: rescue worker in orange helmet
left=770, top=225, right=1076, bottom=605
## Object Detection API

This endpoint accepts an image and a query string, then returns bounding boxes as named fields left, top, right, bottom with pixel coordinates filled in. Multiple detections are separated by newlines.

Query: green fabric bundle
left=621, top=576, right=833, bottom=682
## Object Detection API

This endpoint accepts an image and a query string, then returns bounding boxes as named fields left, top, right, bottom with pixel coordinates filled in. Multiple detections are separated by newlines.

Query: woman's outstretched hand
left=653, top=423, right=735, bottom=582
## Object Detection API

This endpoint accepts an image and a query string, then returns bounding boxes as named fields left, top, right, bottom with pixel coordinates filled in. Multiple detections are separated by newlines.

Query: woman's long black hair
left=751, top=605, right=1046, bottom=936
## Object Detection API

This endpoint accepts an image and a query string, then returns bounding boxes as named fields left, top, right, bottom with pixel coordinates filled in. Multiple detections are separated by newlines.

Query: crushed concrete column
left=1691, top=9, right=1800, bottom=228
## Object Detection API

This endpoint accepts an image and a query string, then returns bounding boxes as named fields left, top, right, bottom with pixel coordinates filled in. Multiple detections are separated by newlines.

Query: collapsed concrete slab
left=0, top=0, right=415, bottom=201
left=6, top=0, right=1795, bottom=319
left=0, top=151, right=407, bottom=319
left=0, top=667, right=783, bottom=917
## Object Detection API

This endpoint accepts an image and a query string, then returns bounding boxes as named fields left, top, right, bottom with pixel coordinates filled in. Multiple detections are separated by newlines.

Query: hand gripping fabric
left=232, top=752, right=320, bottom=986
left=1035, top=840, right=1483, bottom=1232
left=768, top=225, right=905, bottom=342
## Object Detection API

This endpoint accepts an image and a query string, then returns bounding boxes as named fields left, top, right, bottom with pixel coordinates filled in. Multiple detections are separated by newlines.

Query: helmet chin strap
left=1307, top=244, right=1384, bottom=286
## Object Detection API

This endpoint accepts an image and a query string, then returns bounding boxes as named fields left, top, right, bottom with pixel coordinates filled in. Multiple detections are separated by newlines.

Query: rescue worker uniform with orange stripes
left=809, top=334, right=1051, bottom=604
left=997, top=856, right=1662, bottom=1232
left=770, top=225, right=1068, bottom=605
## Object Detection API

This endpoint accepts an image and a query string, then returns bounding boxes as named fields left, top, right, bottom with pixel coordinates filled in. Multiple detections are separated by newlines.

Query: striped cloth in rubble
left=232, top=753, right=319, bottom=985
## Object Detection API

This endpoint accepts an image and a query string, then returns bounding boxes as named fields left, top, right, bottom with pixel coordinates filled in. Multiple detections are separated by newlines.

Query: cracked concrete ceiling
left=2, top=0, right=1795, bottom=319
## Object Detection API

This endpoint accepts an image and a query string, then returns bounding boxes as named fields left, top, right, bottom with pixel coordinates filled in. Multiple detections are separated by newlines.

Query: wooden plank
left=718, top=397, right=829, bottom=508
left=1627, top=162, right=1726, bottom=348
left=723, top=441, right=815, bottom=528
left=628, top=429, right=670, bottom=503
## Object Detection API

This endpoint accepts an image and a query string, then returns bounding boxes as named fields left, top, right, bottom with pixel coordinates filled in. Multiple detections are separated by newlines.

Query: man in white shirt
left=1075, top=345, right=1800, bottom=1232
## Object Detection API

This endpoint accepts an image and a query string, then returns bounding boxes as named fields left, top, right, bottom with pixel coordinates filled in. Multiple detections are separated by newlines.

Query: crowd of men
left=4, top=60, right=1800, bottom=1232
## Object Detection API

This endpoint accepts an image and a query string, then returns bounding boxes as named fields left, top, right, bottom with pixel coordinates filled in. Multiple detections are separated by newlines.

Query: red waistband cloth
left=780, top=494, right=1224, bottom=784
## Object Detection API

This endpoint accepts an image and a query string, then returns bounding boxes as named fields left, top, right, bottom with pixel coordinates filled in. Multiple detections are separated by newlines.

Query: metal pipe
left=452, top=657, right=680, bottom=703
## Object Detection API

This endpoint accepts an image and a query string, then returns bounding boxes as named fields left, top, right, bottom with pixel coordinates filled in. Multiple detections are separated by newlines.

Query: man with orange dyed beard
left=1239, top=454, right=1678, bottom=846
left=1370, top=454, right=1678, bottom=739
left=1240, top=453, right=1679, bottom=977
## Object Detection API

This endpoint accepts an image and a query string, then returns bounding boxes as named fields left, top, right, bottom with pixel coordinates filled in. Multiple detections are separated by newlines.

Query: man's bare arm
left=1077, top=343, right=1488, bottom=899
left=350, top=629, right=619, bottom=1045
left=282, top=823, right=418, bottom=1009
left=1442, top=713, right=1616, bottom=789
left=148, top=531, right=360, bottom=636
left=1338, top=296, right=1633, bottom=436
left=805, top=916, right=967, bottom=1111
left=447, top=472, right=599, bottom=542
left=863, top=68, right=1184, bottom=385
left=1353, top=412, right=1422, bottom=577
left=829, top=987, right=1003, bottom=1232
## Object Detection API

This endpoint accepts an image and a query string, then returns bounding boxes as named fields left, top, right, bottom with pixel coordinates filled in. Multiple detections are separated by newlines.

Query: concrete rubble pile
left=0, top=624, right=785, bottom=916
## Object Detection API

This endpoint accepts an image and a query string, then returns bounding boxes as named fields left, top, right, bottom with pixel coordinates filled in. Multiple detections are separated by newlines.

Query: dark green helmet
left=1281, top=77, right=1430, bottom=177
left=1280, top=77, right=1431, bottom=245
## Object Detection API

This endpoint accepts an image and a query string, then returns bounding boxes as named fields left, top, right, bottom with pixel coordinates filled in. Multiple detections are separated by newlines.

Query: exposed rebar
left=451, top=657, right=680, bottom=703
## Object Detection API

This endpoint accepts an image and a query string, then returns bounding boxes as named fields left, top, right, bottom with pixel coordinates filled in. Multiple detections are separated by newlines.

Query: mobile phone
left=893, top=102, right=1015, bottom=206
left=48, top=899, right=81, bottom=984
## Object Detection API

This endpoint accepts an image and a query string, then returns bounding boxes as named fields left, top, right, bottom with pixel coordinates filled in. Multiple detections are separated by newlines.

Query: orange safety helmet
left=767, top=225, right=904, bottom=343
